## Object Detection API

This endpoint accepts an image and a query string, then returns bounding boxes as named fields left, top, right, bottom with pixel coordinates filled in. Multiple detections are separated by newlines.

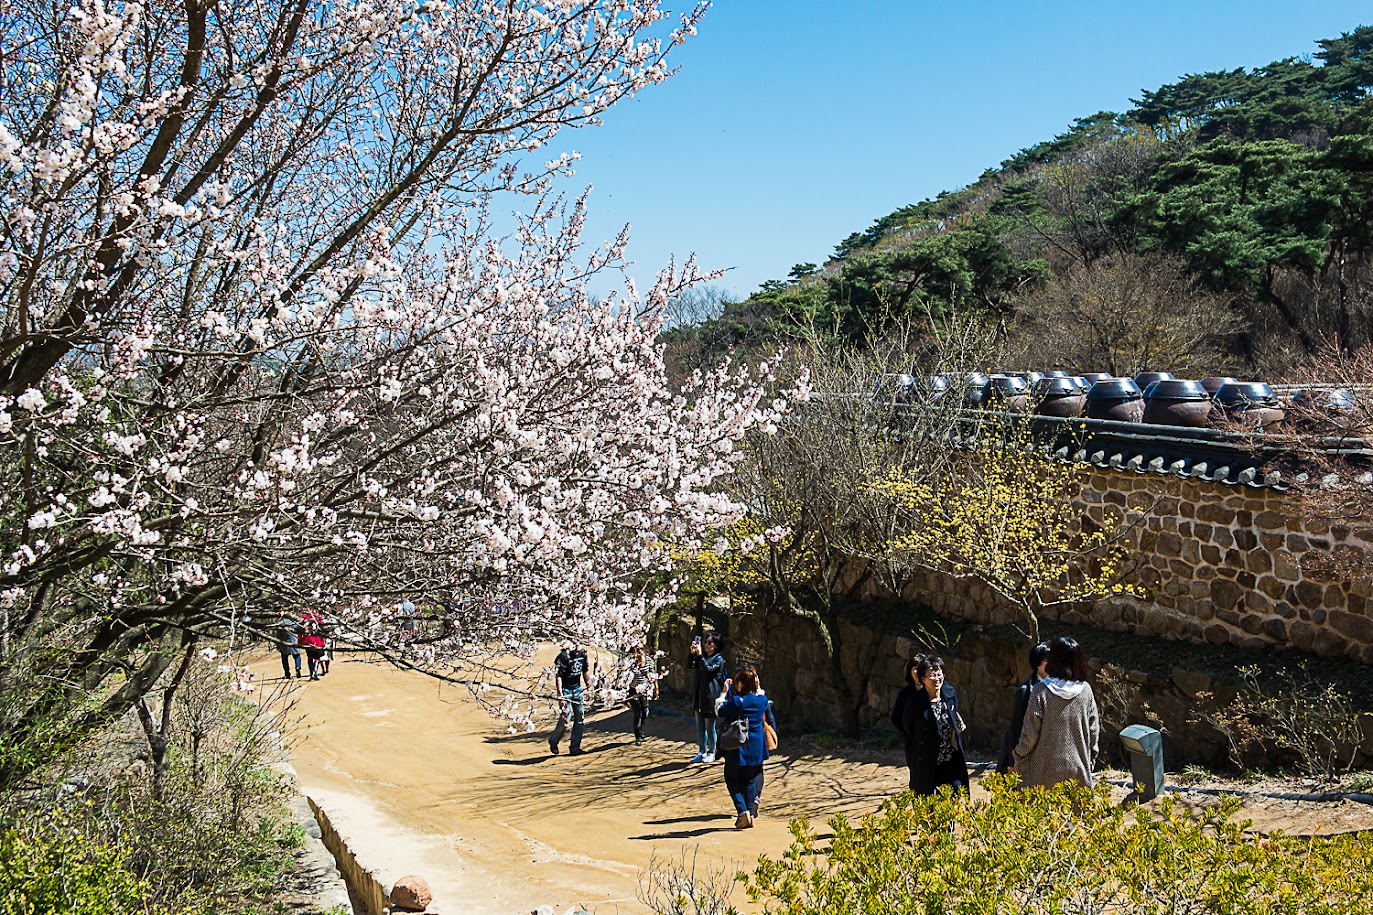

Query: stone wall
left=658, top=609, right=1373, bottom=770
left=657, top=461, right=1373, bottom=769
left=845, top=468, right=1373, bottom=664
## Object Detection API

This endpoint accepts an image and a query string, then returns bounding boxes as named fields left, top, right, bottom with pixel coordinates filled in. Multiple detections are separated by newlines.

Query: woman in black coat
left=896, top=655, right=969, bottom=795
left=890, top=653, right=930, bottom=792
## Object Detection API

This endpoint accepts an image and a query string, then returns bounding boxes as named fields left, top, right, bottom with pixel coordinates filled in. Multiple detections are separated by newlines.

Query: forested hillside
left=666, top=26, right=1373, bottom=377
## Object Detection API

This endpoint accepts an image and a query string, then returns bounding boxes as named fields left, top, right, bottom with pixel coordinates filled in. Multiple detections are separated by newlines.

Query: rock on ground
left=390, top=874, right=434, bottom=911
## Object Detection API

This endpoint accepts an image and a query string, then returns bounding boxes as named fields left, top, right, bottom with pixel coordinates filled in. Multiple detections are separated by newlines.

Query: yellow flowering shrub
left=668, top=503, right=824, bottom=609
left=738, top=778, right=1373, bottom=915
left=878, top=414, right=1146, bottom=642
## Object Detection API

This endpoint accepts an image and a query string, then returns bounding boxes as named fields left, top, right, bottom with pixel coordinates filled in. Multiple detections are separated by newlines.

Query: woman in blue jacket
left=716, top=664, right=775, bottom=829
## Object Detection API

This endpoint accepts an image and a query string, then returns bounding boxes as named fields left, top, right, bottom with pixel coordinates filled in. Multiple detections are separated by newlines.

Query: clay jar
left=907, top=374, right=951, bottom=402
left=962, top=372, right=991, bottom=408
left=1085, top=377, right=1145, bottom=422
left=1142, top=379, right=1212, bottom=428
left=1133, top=371, right=1176, bottom=390
left=874, top=373, right=914, bottom=403
left=1212, top=381, right=1285, bottom=429
left=1032, top=377, right=1087, bottom=417
left=1080, top=372, right=1114, bottom=385
left=1200, top=376, right=1240, bottom=396
left=984, top=374, right=1030, bottom=413
left=1288, top=388, right=1364, bottom=434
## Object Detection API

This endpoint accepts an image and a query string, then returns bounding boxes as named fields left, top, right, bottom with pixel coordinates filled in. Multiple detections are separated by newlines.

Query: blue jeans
left=551, top=687, right=585, bottom=751
left=695, top=713, right=717, bottom=755
left=724, top=761, right=764, bottom=814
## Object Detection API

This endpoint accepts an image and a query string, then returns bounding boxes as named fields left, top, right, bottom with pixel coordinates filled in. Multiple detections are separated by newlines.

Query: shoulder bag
left=718, top=715, right=749, bottom=751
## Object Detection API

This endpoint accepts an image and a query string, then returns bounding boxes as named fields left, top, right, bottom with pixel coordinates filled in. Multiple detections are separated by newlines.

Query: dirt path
left=283, top=654, right=904, bottom=914
left=278, top=654, right=1373, bottom=915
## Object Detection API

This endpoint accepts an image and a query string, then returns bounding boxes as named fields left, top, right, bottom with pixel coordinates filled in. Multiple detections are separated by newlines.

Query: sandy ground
left=274, top=653, right=1373, bottom=915
left=280, top=653, right=903, bottom=914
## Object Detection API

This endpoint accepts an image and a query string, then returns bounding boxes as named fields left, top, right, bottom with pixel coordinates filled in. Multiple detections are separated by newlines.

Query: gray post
left=1118, top=724, right=1165, bottom=801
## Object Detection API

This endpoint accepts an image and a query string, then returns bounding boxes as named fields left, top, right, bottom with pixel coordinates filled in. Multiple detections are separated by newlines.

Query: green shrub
left=4, top=658, right=306, bottom=915
left=736, top=777, right=1373, bottom=914
left=88, top=669, right=303, bottom=911
left=0, top=806, right=166, bottom=915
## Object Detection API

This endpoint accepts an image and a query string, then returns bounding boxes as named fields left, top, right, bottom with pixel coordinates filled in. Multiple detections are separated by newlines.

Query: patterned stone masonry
left=656, top=458, right=1373, bottom=766
left=657, top=602, right=1373, bottom=769
left=864, top=468, right=1373, bottom=665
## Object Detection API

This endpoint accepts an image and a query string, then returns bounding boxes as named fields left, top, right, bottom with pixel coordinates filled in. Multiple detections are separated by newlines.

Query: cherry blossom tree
left=0, top=0, right=797, bottom=783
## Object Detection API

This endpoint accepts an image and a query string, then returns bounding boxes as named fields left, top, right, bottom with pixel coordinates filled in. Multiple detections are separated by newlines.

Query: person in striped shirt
left=625, top=645, right=658, bottom=744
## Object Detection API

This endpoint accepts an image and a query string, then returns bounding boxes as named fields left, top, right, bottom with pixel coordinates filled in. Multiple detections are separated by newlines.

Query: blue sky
left=540, top=1, right=1372, bottom=302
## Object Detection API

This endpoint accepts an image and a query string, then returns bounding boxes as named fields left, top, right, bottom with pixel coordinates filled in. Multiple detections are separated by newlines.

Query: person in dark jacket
left=996, top=642, right=1050, bottom=774
left=890, top=653, right=929, bottom=791
left=902, top=656, right=970, bottom=796
left=688, top=631, right=727, bottom=763
left=716, top=664, right=775, bottom=829
left=549, top=638, right=592, bottom=756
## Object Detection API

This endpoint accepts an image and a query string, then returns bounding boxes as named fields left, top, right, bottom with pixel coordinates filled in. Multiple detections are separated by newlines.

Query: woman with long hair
left=624, top=645, right=657, bottom=744
left=688, top=631, right=727, bottom=762
left=891, top=653, right=928, bottom=792
left=1012, top=636, right=1099, bottom=789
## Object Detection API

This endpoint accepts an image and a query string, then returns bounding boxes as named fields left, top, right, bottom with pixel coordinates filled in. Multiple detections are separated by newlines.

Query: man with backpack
left=549, top=638, right=591, bottom=756
left=272, top=615, right=302, bottom=679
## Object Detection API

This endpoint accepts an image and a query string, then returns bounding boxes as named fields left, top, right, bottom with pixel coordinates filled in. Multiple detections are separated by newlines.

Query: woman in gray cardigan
left=1011, top=637, right=1099, bottom=789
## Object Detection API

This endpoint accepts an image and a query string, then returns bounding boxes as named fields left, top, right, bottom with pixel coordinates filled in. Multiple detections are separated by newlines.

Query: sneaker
left=689, top=752, right=706, bottom=763
left=734, top=811, right=752, bottom=830
left=751, top=800, right=760, bottom=818
left=701, top=753, right=715, bottom=763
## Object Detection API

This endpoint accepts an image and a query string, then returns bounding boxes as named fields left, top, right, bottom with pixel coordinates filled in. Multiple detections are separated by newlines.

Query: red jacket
left=299, top=612, right=326, bottom=649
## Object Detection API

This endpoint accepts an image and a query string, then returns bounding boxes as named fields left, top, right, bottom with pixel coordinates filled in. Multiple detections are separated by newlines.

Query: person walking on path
left=890, top=653, right=930, bottom=792
left=715, top=664, right=775, bottom=829
left=903, top=656, right=970, bottom=796
left=299, top=610, right=327, bottom=680
left=624, top=645, right=657, bottom=744
left=272, top=614, right=303, bottom=679
left=996, top=642, right=1050, bottom=774
left=688, top=632, right=728, bottom=763
left=398, top=599, right=418, bottom=641
left=549, top=639, right=591, bottom=756
left=1011, top=636, right=1100, bottom=789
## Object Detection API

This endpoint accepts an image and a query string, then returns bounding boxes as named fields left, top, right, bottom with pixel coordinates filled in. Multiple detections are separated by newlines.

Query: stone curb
left=307, top=796, right=390, bottom=914
left=272, top=754, right=356, bottom=913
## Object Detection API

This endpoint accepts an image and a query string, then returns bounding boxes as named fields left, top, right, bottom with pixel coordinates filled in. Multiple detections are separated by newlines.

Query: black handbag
left=718, top=715, right=749, bottom=751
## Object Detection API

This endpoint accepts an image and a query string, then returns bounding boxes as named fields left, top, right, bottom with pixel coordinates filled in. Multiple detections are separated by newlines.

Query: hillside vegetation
left=666, top=26, right=1373, bottom=377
